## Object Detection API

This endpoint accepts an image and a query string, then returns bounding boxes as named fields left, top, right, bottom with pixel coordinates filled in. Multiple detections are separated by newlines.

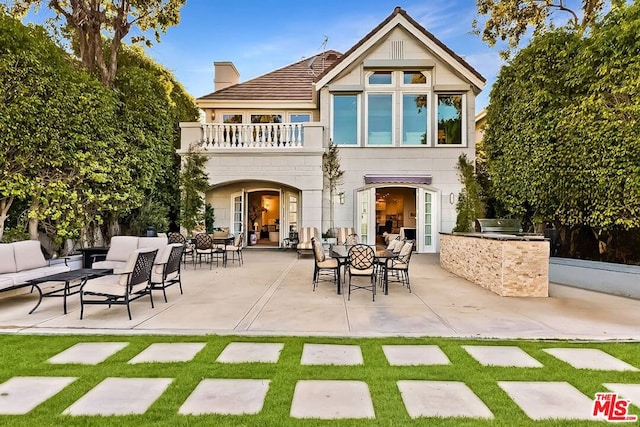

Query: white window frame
left=330, top=93, right=361, bottom=146
left=434, top=93, right=467, bottom=147
left=365, top=92, right=395, bottom=147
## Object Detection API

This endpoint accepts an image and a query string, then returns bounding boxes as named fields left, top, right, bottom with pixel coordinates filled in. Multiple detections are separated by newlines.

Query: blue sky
left=22, top=1, right=506, bottom=110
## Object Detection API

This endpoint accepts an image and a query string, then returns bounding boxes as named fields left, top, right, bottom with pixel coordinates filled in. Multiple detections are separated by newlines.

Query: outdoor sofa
left=0, top=240, right=70, bottom=295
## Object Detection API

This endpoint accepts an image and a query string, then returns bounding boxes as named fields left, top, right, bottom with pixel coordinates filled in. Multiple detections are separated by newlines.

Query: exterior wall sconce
left=449, top=192, right=455, bottom=205
left=338, top=192, right=345, bottom=205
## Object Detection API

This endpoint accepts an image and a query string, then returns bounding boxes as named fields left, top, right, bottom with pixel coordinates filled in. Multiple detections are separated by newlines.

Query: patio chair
left=80, top=248, right=157, bottom=320
left=383, top=240, right=414, bottom=292
left=311, top=237, right=340, bottom=293
left=296, top=227, right=319, bottom=258
left=194, top=233, right=223, bottom=269
left=347, top=244, right=376, bottom=301
left=345, top=233, right=360, bottom=246
left=225, top=233, right=244, bottom=266
left=336, top=227, right=355, bottom=245
left=150, top=243, right=184, bottom=303
left=168, top=232, right=194, bottom=268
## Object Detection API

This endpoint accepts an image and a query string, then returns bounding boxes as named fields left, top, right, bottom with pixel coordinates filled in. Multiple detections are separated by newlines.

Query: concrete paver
left=397, top=380, right=494, bottom=419
left=290, top=380, right=375, bottom=419
left=602, top=383, right=640, bottom=408
left=0, top=377, right=76, bottom=415
left=216, top=342, right=284, bottom=363
left=179, top=379, right=270, bottom=415
left=382, top=345, right=450, bottom=366
left=300, top=343, right=363, bottom=365
left=128, top=342, right=206, bottom=364
left=497, top=381, right=595, bottom=420
left=462, top=345, right=543, bottom=368
left=63, top=377, right=173, bottom=415
left=543, top=348, right=638, bottom=371
left=47, top=342, right=129, bottom=365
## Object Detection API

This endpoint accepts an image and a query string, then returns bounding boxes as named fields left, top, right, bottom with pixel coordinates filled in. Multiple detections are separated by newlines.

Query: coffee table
left=26, top=268, right=112, bottom=314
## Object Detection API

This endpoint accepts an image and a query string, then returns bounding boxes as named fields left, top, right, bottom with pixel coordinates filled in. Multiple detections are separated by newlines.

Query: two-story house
left=179, top=7, right=485, bottom=253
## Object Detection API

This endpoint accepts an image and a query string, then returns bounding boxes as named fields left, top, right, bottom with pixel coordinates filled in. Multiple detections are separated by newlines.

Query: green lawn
left=0, top=334, right=638, bottom=426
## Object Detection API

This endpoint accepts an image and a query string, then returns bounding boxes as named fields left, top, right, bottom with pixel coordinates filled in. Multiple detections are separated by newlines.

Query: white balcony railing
left=201, top=123, right=304, bottom=148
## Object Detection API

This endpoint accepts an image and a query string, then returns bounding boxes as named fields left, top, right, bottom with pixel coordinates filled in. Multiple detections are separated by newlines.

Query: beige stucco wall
left=440, top=234, right=550, bottom=297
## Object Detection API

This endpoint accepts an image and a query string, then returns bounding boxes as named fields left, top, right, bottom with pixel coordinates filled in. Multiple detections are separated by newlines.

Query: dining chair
left=347, top=244, right=376, bottom=301
left=345, top=233, right=360, bottom=246
left=225, top=233, right=244, bottom=266
left=311, top=237, right=340, bottom=292
left=384, top=240, right=414, bottom=292
left=194, top=233, right=222, bottom=269
left=168, top=232, right=194, bottom=268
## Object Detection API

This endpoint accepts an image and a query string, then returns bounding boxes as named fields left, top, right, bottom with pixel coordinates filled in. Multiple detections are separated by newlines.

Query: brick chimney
left=214, top=61, right=239, bottom=91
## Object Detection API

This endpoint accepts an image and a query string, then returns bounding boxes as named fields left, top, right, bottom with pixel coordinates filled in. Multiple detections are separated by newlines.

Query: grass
left=0, top=334, right=638, bottom=426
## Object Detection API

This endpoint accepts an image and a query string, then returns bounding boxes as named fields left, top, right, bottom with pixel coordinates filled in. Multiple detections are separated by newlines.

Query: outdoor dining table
left=329, top=245, right=397, bottom=295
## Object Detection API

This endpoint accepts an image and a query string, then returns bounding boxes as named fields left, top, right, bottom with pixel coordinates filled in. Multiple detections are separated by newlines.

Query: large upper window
left=437, top=94, right=463, bottom=145
left=332, top=94, right=358, bottom=145
left=367, top=94, right=393, bottom=145
left=402, top=94, right=427, bottom=145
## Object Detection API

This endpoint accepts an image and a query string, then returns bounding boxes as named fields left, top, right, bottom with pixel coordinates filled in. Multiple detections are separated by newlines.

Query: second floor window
left=437, top=95, right=463, bottom=145
left=332, top=94, right=358, bottom=145
left=251, top=114, right=282, bottom=124
left=367, top=94, right=393, bottom=145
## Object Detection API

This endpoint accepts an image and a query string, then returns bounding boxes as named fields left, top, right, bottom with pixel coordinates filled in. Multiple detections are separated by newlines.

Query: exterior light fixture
left=449, top=192, right=455, bottom=205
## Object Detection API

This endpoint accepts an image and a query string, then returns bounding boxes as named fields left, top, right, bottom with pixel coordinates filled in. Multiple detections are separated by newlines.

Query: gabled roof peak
left=315, top=7, right=485, bottom=89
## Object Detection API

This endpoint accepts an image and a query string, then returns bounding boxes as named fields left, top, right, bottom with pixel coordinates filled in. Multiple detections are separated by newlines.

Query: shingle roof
left=316, top=7, right=486, bottom=85
left=198, top=50, right=343, bottom=102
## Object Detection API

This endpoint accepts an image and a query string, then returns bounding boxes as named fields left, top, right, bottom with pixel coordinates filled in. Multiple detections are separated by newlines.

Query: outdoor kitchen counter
left=439, top=232, right=550, bottom=297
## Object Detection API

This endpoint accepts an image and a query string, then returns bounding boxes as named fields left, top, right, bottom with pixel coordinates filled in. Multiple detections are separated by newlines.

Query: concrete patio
left=0, top=250, right=638, bottom=340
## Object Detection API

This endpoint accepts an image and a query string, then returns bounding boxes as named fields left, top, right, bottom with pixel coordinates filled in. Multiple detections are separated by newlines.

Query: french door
left=231, top=191, right=244, bottom=241
left=355, top=187, right=438, bottom=252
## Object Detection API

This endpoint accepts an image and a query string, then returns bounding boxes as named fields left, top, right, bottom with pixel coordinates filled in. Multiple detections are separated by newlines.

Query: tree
left=454, top=154, right=484, bottom=232
left=322, top=141, right=344, bottom=237
left=0, top=13, right=121, bottom=243
left=179, top=143, right=208, bottom=236
left=482, top=2, right=640, bottom=262
left=473, top=0, right=611, bottom=57
left=8, top=0, right=186, bottom=86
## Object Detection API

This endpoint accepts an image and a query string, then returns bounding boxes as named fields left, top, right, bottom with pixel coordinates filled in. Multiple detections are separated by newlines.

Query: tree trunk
left=329, top=188, right=335, bottom=237
left=0, top=196, right=14, bottom=241
left=28, top=216, right=38, bottom=240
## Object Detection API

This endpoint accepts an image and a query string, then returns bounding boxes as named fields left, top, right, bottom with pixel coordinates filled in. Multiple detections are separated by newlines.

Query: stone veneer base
left=440, top=234, right=549, bottom=297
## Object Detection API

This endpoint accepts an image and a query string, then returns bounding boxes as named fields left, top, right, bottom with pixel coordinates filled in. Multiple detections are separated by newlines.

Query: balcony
left=201, top=123, right=305, bottom=148
left=179, top=122, right=324, bottom=153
